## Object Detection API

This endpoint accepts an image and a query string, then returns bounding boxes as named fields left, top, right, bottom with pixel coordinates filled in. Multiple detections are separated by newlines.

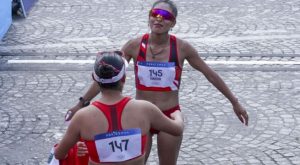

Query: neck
left=99, top=89, right=123, bottom=104
left=150, top=32, right=169, bottom=45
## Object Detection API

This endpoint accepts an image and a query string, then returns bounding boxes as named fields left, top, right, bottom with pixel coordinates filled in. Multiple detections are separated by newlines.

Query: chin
left=151, top=30, right=167, bottom=35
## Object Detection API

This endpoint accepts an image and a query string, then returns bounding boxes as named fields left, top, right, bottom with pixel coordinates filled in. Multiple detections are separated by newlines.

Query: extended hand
left=64, top=104, right=82, bottom=121
left=233, top=103, right=248, bottom=126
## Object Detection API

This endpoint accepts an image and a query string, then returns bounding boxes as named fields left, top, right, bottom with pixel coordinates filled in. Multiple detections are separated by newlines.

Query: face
left=149, top=3, right=176, bottom=34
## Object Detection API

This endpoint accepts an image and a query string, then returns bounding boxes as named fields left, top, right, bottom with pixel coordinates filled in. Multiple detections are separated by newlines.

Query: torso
left=125, top=34, right=185, bottom=111
left=80, top=97, right=149, bottom=164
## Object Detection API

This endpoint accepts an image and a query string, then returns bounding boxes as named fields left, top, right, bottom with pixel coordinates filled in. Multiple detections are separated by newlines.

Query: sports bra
left=83, top=97, right=147, bottom=163
left=134, top=33, right=182, bottom=91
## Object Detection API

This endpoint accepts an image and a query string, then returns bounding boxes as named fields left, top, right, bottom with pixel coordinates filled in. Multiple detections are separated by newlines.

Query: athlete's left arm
left=54, top=111, right=82, bottom=159
left=183, top=41, right=248, bottom=126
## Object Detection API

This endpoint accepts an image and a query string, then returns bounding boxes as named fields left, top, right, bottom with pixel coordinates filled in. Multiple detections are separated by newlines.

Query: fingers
left=65, top=104, right=82, bottom=121
left=77, top=141, right=87, bottom=148
left=77, top=148, right=88, bottom=157
left=240, top=115, right=247, bottom=126
left=64, top=110, right=73, bottom=121
left=233, top=104, right=249, bottom=126
left=244, top=113, right=249, bottom=126
left=240, top=112, right=249, bottom=126
left=77, top=142, right=88, bottom=157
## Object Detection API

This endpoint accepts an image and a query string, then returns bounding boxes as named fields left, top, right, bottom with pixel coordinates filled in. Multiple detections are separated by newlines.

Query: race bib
left=95, top=128, right=142, bottom=162
left=137, top=61, right=177, bottom=90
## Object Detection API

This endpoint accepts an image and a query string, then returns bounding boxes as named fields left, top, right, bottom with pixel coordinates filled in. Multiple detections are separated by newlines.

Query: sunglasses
left=149, top=8, right=175, bottom=21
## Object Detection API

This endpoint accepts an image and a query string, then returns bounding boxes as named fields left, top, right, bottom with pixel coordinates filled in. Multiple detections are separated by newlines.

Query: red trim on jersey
left=83, top=97, right=147, bottom=163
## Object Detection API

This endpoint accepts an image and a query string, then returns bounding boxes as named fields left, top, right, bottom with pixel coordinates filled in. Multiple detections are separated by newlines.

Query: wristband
left=79, top=97, right=90, bottom=107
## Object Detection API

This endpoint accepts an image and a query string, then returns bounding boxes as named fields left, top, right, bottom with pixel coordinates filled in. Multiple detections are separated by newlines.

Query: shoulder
left=173, top=35, right=197, bottom=59
left=73, top=105, right=98, bottom=121
left=122, top=35, right=144, bottom=51
left=173, top=36, right=194, bottom=51
left=122, top=35, right=145, bottom=58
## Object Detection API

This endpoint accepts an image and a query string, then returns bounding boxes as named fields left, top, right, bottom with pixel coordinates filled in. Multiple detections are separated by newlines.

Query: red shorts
left=150, top=105, right=181, bottom=134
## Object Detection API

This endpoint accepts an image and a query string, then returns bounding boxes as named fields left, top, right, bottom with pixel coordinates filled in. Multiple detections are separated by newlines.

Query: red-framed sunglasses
left=149, top=8, right=175, bottom=21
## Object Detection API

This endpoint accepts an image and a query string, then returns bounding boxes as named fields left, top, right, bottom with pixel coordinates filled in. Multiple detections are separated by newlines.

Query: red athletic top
left=134, top=33, right=182, bottom=91
left=83, top=97, right=147, bottom=163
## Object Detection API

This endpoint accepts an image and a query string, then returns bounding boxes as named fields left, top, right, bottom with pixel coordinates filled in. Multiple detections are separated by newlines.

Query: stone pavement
left=0, top=0, right=300, bottom=57
left=0, top=70, right=300, bottom=165
left=0, top=0, right=300, bottom=165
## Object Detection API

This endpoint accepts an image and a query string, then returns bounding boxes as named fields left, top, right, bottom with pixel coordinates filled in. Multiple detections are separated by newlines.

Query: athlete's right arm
left=146, top=102, right=184, bottom=136
left=121, top=37, right=141, bottom=62
left=65, top=81, right=100, bottom=121
left=121, top=40, right=133, bottom=62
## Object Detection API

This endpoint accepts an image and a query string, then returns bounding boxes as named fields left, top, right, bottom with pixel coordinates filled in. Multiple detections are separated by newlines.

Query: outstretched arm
left=65, top=81, right=100, bottom=121
left=145, top=102, right=184, bottom=135
left=184, top=42, right=248, bottom=125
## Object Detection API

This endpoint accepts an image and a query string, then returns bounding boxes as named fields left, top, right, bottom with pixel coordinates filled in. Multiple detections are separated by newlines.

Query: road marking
left=1, top=35, right=299, bottom=50
left=204, top=61, right=300, bottom=65
left=7, top=60, right=300, bottom=65
left=180, top=34, right=300, bottom=43
left=8, top=60, right=95, bottom=64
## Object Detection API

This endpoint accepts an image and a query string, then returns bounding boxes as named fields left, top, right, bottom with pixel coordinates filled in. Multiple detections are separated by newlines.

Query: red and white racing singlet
left=135, top=34, right=182, bottom=91
left=84, top=97, right=147, bottom=163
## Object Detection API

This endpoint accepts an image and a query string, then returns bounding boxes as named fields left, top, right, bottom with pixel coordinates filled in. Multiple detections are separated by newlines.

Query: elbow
left=179, top=125, right=184, bottom=135
left=174, top=130, right=183, bottom=136
left=173, top=115, right=185, bottom=136
left=54, top=153, right=65, bottom=160
left=173, top=124, right=184, bottom=136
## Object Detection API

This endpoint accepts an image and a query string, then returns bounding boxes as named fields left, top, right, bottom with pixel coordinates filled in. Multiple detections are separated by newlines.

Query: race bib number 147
left=95, top=128, right=142, bottom=162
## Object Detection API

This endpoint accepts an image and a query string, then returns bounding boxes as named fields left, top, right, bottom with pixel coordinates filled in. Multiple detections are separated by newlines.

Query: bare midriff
left=136, top=90, right=179, bottom=111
